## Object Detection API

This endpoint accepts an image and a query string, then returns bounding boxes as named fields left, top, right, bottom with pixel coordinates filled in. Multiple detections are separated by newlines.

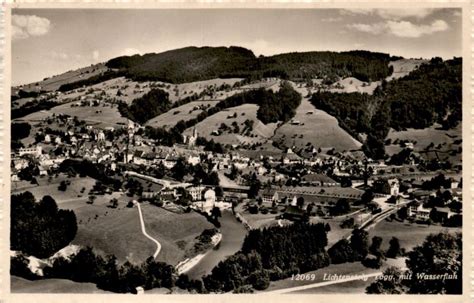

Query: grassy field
left=329, top=77, right=380, bottom=95
left=12, top=175, right=213, bottom=265
left=386, top=59, right=427, bottom=81
left=11, top=276, right=111, bottom=293
left=368, top=219, right=461, bottom=252
left=12, top=175, right=96, bottom=203
left=15, top=102, right=128, bottom=129
left=183, top=103, right=279, bottom=146
left=272, top=96, right=362, bottom=152
left=386, top=124, right=462, bottom=164
left=140, top=203, right=214, bottom=265
left=146, top=100, right=220, bottom=129
left=13, top=64, right=108, bottom=93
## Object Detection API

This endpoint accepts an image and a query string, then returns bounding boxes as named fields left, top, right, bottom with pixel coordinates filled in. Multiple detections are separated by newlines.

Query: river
left=186, top=210, right=248, bottom=280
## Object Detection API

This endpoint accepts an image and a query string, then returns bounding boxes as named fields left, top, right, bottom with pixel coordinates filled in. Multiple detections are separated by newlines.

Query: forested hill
left=106, top=46, right=393, bottom=83
left=310, top=57, right=462, bottom=159
left=258, top=50, right=392, bottom=82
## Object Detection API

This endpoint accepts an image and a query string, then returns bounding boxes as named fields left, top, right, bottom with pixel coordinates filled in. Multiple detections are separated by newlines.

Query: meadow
left=368, top=219, right=461, bottom=252
left=146, top=100, right=220, bottom=129
left=272, top=97, right=362, bottom=152
left=15, top=102, right=128, bottom=129
left=12, top=175, right=213, bottom=266
left=183, top=104, right=279, bottom=146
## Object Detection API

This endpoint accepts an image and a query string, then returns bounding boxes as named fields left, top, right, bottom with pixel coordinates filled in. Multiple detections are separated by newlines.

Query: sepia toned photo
left=6, top=4, right=468, bottom=300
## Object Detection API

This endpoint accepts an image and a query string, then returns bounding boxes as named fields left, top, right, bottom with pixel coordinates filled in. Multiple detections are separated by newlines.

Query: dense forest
left=259, top=50, right=393, bottom=82
left=202, top=223, right=330, bottom=292
left=106, top=46, right=392, bottom=84
left=11, top=192, right=78, bottom=258
left=311, top=57, right=462, bottom=159
left=119, top=88, right=172, bottom=124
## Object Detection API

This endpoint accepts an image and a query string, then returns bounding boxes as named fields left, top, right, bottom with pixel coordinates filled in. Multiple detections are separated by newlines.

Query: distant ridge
left=106, top=46, right=394, bottom=84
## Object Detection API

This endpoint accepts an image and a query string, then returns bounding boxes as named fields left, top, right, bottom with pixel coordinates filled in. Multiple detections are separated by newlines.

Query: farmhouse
left=260, top=188, right=279, bottom=204
left=407, top=201, right=431, bottom=220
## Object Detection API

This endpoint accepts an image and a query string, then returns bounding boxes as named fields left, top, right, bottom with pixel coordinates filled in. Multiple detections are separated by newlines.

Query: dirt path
left=134, top=201, right=161, bottom=259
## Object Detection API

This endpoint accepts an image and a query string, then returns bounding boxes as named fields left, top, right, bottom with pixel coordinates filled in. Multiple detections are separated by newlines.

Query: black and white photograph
left=7, top=4, right=467, bottom=299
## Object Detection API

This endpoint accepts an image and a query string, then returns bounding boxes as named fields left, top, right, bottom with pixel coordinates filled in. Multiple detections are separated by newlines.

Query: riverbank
left=176, top=233, right=222, bottom=275
left=185, top=211, right=248, bottom=280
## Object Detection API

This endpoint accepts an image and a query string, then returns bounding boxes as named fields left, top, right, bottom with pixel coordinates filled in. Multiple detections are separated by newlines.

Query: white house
left=187, top=185, right=205, bottom=201
left=18, top=146, right=42, bottom=157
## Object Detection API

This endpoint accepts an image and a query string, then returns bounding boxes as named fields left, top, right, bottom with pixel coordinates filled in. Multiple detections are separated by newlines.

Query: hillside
left=13, top=64, right=108, bottom=94
left=310, top=57, right=462, bottom=159
left=105, top=46, right=393, bottom=84
left=386, top=59, right=428, bottom=81
left=272, top=97, right=362, bottom=152
left=182, top=104, right=279, bottom=146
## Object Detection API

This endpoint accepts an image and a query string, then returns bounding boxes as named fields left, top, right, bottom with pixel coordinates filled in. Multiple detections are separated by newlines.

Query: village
left=11, top=99, right=462, bottom=232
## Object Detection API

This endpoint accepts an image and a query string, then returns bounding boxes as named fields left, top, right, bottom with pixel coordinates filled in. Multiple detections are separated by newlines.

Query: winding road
left=134, top=201, right=161, bottom=259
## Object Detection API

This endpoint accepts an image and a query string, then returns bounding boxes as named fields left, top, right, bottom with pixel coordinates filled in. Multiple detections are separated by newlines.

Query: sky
left=12, top=8, right=462, bottom=86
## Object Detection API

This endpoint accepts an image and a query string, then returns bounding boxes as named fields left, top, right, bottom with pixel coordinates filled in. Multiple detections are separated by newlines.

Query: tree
left=330, top=199, right=350, bottom=216
left=360, top=189, right=374, bottom=205
left=296, top=196, right=305, bottom=209
left=366, top=266, right=406, bottom=294
left=214, top=186, right=224, bottom=198
left=110, top=198, right=119, bottom=208
left=11, top=123, right=31, bottom=142
left=386, top=237, right=402, bottom=258
left=397, top=207, right=408, bottom=221
left=248, top=173, right=261, bottom=199
left=88, top=195, right=97, bottom=205
left=369, top=236, right=384, bottom=258
left=340, top=217, right=355, bottom=229
left=172, top=158, right=189, bottom=181
left=211, top=206, right=222, bottom=222
left=58, top=180, right=68, bottom=191
left=11, top=192, right=77, bottom=258
left=306, top=202, right=314, bottom=215
left=350, top=229, right=369, bottom=260
left=328, top=239, right=355, bottom=264
left=405, top=232, right=461, bottom=294
left=248, top=270, right=270, bottom=290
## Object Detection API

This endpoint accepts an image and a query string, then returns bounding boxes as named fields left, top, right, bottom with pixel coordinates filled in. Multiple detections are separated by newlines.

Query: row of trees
left=12, top=99, right=58, bottom=119
left=57, top=70, right=122, bottom=92
left=12, top=247, right=175, bottom=294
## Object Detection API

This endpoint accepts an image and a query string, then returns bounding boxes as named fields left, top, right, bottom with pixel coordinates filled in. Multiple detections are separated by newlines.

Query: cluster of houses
left=370, top=175, right=462, bottom=225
